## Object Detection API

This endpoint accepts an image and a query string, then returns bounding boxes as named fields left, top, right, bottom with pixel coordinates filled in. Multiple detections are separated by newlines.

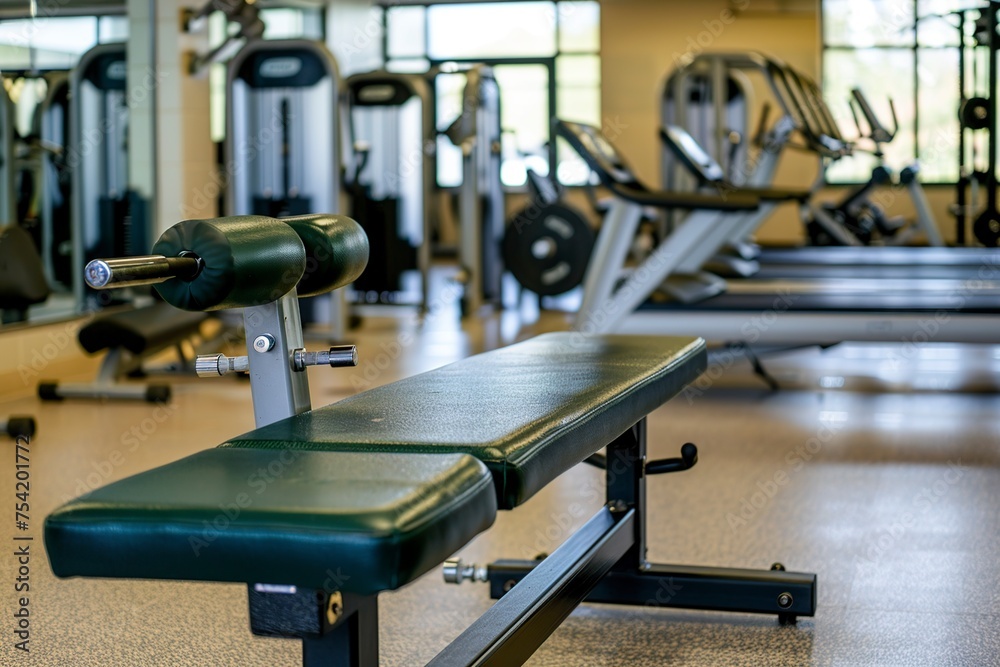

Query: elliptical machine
left=807, top=88, right=943, bottom=247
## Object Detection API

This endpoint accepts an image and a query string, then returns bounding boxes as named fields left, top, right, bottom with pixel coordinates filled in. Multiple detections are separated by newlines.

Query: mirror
left=0, top=7, right=136, bottom=329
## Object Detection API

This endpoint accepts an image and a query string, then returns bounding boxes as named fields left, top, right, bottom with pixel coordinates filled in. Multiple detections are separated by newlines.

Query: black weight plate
left=960, top=97, right=991, bottom=130
left=503, top=203, right=594, bottom=296
left=974, top=208, right=1000, bottom=246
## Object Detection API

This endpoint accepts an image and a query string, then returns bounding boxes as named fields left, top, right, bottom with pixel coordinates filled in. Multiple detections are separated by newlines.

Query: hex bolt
left=253, top=334, right=275, bottom=353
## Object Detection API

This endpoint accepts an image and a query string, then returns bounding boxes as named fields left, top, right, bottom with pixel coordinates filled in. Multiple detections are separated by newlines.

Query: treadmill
left=660, top=123, right=1000, bottom=283
left=557, top=118, right=1000, bottom=345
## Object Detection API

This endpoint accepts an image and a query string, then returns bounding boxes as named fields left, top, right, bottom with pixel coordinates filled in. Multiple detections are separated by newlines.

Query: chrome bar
left=84, top=255, right=202, bottom=289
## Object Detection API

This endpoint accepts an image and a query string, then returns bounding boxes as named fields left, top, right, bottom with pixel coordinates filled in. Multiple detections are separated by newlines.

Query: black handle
left=645, top=443, right=698, bottom=475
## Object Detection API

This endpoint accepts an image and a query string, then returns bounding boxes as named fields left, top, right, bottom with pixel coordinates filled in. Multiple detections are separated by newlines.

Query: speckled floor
left=1, top=304, right=999, bottom=666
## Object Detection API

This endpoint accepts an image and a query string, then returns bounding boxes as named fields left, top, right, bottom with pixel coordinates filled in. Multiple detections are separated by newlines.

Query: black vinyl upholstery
left=77, top=303, right=207, bottom=355
left=0, top=225, right=50, bottom=310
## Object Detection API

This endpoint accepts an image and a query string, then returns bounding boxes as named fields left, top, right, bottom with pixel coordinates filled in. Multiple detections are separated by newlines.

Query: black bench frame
left=250, top=417, right=816, bottom=666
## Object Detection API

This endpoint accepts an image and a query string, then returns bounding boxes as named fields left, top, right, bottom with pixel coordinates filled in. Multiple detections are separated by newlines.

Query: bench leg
left=484, top=418, right=818, bottom=622
left=485, top=560, right=815, bottom=620
left=429, top=505, right=636, bottom=667
left=247, top=584, right=378, bottom=667
left=302, top=595, right=378, bottom=667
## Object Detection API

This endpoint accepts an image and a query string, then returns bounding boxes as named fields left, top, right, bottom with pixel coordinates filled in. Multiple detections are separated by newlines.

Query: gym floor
left=1, top=295, right=999, bottom=666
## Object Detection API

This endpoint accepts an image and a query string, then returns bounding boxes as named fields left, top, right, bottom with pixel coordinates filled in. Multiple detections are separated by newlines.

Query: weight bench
left=44, top=214, right=815, bottom=666
left=0, top=225, right=45, bottom=437
left=38, top=302, right=208, bottom=403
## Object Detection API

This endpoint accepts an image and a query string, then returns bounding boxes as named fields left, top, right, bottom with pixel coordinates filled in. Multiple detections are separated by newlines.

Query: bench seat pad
left=223, top=334, right=706, bottom=509
left=45, top=449, right=496, bottom=593
left=78, top=303, right=207, bottom=355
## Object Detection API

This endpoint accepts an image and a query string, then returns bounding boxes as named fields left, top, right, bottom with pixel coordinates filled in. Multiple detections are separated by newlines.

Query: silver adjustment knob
left=442, top=559, right=488, bottom=585
left=196, top=353, right=249, bottom=377
left=291, top=345, right=358, bottom=372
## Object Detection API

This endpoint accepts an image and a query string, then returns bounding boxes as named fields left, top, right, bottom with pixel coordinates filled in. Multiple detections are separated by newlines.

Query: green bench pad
left=223, top=333, right=706, bottom=509
left=45, top=449, right=496, bottom=593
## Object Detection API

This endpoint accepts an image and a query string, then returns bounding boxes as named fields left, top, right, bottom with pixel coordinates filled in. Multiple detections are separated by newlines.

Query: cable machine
left=226, top=38, right=349, bottom=336
left=442, top=65, right=504, bottom=315
left=345, top=70, right=433, bottom=311
left=72, top=43, right=149, bottom=311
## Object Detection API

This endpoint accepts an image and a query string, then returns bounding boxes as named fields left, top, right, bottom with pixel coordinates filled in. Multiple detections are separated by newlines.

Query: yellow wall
left=599, top=0, right=959, bottom=244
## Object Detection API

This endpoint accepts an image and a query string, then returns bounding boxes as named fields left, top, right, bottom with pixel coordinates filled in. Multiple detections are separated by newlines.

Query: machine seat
left=78, top=302, right=208, bottom=355
left=0, top=225, right=50, bottom=310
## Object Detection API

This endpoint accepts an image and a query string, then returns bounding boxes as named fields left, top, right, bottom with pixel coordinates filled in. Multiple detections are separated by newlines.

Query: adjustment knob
left=196, top=354, right=249, bottom=377
left=291, top=345, right=358, bottom=372
left=196, top=354, right=226, bottom=378
left=442, top=559, right=487, bottom=585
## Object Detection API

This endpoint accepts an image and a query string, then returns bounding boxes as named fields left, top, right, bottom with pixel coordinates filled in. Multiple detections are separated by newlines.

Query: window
left=0, top=15, right=128, bottom=135
left=383, top=1, right=601, bottom=187
left=0, top=15, right=127, bottom=70
left=822, top=0, right=973, bottom=183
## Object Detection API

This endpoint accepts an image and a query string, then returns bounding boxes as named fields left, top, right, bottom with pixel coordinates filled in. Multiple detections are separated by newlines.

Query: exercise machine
left=71, top=43, right=149, bottom=312
left=793, top=78, right=941, bottom=247
left=441, top=64, right=505, bottom=315
left=0, top=224, right=50, bottom=325
left=345, top=70, right=433, bottom=310
left=36, top=74, right=74, bottom=291
left=37, top=302, right=208, bottom=403
left=661, top=52, right=946, bottom=250
left=0, top=83, right=14, bottom=226
left=560, top=118, right=1000, bottom=344
left=226, top=38, right=349, bottom=337
left=0, top=224, right=42, bottom=439
left=45, top=212, right=815, bottom=667
left=226, top=40, right=340, bottom=219
left=502, top=165, right=595, bottom=298
left=658, top=122, right=810, bottom=301
left=810, top=88, right=943, bottom=247
left=662, top=122, right=995, bottom=286
left=952, top=1, right=1000, bottom=247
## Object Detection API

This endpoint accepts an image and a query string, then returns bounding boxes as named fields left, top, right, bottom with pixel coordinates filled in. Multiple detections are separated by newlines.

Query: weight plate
left=503, top=203, right=594, bottom=296
left=974, top=209, right=1000, bottom=246
left=960, top=97, right=991, bottom=130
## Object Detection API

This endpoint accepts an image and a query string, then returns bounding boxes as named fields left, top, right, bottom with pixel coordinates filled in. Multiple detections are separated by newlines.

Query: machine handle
left=850, top=88, right=897, bottom=144
left=84, top=254, right=203, bottom=290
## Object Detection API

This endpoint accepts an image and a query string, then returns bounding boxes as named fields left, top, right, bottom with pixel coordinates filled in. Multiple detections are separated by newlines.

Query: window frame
left=380, top=1, right=600, bottom=189
left=820, top=1, right=967, bottom=185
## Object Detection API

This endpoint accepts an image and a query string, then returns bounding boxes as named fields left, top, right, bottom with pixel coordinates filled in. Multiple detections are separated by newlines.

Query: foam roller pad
left=152, top=216, right=306, bottom=311
left=281, top=214, right=370, bottom=297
